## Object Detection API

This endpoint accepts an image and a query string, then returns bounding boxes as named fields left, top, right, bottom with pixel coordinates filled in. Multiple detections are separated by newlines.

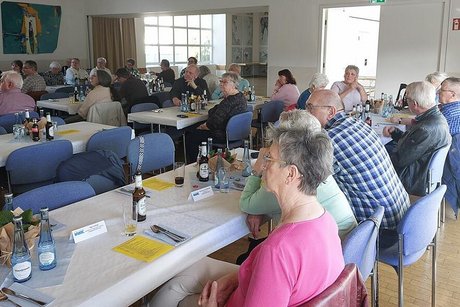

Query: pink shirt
left=271, top=84, right=300, bottom=111
left=0, top=88, right=36, bottom=116
left=227, top=212, right=344, bottom=307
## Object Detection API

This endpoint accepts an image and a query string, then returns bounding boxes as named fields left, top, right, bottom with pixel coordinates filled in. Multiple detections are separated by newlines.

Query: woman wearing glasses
left=151, top=111, right=345, bottom=307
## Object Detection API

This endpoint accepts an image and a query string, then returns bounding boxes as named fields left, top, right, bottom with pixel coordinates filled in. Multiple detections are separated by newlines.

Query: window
left=144, top=14, right=215, bottom=67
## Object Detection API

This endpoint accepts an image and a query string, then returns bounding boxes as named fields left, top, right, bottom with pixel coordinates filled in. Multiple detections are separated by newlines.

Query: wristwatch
left=251, top=170, right=262, bottom=178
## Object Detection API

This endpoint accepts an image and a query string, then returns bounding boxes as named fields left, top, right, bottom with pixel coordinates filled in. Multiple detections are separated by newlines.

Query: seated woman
left=199, top=66, right=219, bottom=95
left=296, top=73, right=329, bottom=110
left=271, top=69, right=300, bottom=110
left=151, top=118, right=345, bottom=307
left=241, top=110, right=357, bottom=244
left=64, top=70, right=119, bottom=123
left=330, top=65, right=367, bottom=112
left=185, top=72, right=247, bottom=162
left=211, top=63, right=250, bottom=100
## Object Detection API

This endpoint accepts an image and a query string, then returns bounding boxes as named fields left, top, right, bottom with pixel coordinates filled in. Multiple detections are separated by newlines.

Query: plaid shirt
left=325, top=112, right=410, bottom=229
left=441, top=101, right=460, bottom=136
left=21, top=74, right=46, bottom=93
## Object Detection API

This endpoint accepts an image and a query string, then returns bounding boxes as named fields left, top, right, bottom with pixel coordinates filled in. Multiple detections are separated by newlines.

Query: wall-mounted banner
left=1, top=1, right=61, bottom=54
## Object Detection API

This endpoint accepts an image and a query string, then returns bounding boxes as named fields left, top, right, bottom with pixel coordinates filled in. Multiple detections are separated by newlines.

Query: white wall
left=0, top=0, right=89, bottom=72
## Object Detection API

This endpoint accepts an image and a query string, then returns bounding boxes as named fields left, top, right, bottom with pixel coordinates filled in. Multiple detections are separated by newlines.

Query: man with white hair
left=90, top=57, right=112, bottom=77
left=43, top=61, right=64, bottom=86
left=0, top=71, right=35, bottom=115
left=438, top=77, right=460, bottom=136
left=383, top=81, right=451, bottom=195
left=170, top=64, right=209, bottom=106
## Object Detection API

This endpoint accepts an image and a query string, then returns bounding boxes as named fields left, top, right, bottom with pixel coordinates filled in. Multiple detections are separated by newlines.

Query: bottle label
left=135, top=197, right=146, bottom=216
left=199, top=163, right=209, bottom=178
left=32, top=127, right=38, bottom=133
left=13, top=261, right=32, bottom=280
left=135, top=176, right=142, bottom=188
left=48, top=126, right=54, bottom=137
left=39, top=251, right=55, bottom=266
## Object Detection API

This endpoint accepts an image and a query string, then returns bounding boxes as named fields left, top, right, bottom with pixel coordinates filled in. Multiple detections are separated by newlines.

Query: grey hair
left=425, top=72, right=448, bottom=87
left=97, top=57, right=107, bottom=64
left=309, top=73, right=329, bottom=89
left=406, top=81, right=436, bottom=109
left=441, top=77, right=460, bottom=97
left=49, top=61, right=61, bottom=69
left=1, top=70, right=23, bottom=89
left=266, top=127, right=333, bottom=195
left=199, top=65, right=211, bottom=79
left=345, top=65, right=359, bottom=76
left=221, top=72, right=240, bottom=89
left=277, top=109, right=322, bottom=133
left=228, top=63, right=241, bottom=75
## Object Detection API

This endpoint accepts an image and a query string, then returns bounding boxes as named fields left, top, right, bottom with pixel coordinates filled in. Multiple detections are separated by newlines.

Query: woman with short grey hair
left=296, top=73, right=329, bottom=109
left=43, top=61, right=64, bottom=86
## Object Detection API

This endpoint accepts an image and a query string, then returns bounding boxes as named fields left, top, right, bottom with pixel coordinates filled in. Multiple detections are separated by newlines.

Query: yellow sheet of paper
left=56, top=129, right=80, bottom=135
left=143, top=177, right=175, bottom=191
left=185, top=113, right=202, bottom=118
left=113, top=236, right=174, bottom=262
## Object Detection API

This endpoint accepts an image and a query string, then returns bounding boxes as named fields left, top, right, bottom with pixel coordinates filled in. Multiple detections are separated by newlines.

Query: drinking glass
left=174, top=162, right=185, bottom=187
left=68, top=94, right=75, bottom=104
left=13, top=124, right=24, bottom=140
left=123, top=201, right=137, bottom=236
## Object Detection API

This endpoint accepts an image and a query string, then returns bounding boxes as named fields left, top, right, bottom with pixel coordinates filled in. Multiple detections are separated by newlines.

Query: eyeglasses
left=305, top=103, right=332, bottom=111
left=438, top=89, right=455, bottom=95
left=402, top=96, right=414, bottom=105
left=263, top=154, right=287, bottom=166
left=219, top=79, right=233, bottom=84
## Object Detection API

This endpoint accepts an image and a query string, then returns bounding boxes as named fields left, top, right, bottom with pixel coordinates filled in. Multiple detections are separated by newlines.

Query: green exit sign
left=370, top=0, right=385, bottom=3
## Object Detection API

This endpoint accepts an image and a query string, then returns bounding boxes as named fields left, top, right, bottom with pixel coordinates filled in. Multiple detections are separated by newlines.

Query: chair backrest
left=86, top=126, right=133, bottom=159
left=396, top=83, right=407, bottom=102
left=87, top=101, right=127, bottom=126
left=27, top=91, right=48, bottom=102
left=162, top=99, right=174, bottom=108
left=427, top=145, right=450, bottom=193
left=226, top=111, right=253, bottom=149
left=152, top=91, right=172, bottom=107
left=342, top=205, right=384, bottom=281
left=5, top=139, right=73, bottom=194
left=398, top=185, right=446, bottom=256
left=246, top=104, right=254, bottom=112
left=50, top=116, right=66, bottom=126
left=301, top=263, right=369, bottom=307
left=55, top=86, right=75, bottom=94
left=40, top=92, right=70, bottom=100
left=0, top=113, right=18, bottom=133
left=13, top=181, right=95, bottom=213
left=260, top=100, right=284, bottom=124
left=0, top=126, right=7, bottom=135
left=127, top=133, right=175, bottom=176
left=130, top=103, right=159, bottom=130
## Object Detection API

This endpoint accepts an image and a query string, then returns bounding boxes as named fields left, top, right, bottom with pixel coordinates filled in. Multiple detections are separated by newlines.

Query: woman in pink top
left=271, top=69, right=300, bottom=110
left=151, top=119, right=345, bottom=307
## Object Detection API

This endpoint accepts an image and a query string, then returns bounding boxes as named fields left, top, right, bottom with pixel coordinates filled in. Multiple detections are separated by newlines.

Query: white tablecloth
left=37, top=98, right=82, bottom=115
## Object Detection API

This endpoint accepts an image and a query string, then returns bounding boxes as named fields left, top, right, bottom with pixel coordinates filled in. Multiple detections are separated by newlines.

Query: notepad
left=185, top=112, right=202, bottom=117
left=143, top=177, right=175, bottom=191
left=56, top=129, right=80, bottom=135
left=113, top=236, right=174, bottom=262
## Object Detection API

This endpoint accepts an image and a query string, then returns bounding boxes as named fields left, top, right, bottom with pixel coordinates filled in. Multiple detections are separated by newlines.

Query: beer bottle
left=198, top=142, right=209, bottom=182
left=45, top=113, right=54, bottom=141
left=133, top=171, right=146, bottom=222
left=11, top=216, right=32, bottom=282
left=38, top=207, right=57, bottom=270
left=31, top=118, right=40, bottom=142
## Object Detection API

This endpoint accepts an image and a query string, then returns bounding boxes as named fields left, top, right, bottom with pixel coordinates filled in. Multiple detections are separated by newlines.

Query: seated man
left=170, top=64, right=209, bottom=107
left=308, top=89, right=410, bottom=229
left=42, top=61, right=65, bottom=86
left=21, top=60, right=46, bottom=93
left=155, top=59, right=175, bottom=85
left=438, top=77, right=460, bottom=136
left=179, top=56, right=197, bottom=78
left=0, top=71, right=36, bottom=115
left=89, top=57, right=112, bottom=78
left=115, top=68, right=148, bottom=115
left=65, top=58, right=89, bottom=85
left=125, top=58, right=140, bottom=79
left=383, top=81, right=451, bottom=196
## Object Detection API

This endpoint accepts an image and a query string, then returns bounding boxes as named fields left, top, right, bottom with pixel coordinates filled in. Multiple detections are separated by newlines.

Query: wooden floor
left=210, top=207, right=460, bottom=306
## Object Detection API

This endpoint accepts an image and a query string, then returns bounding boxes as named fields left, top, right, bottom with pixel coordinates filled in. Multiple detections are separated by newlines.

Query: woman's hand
left=246, top=214, right=264, bottom=238
left=198, top=123, right=210, bottom=130
left=199, top=273, right=238, bottom=307
left=253, top=147, right=269, bottom=174
left=383, top=126, right=395, bottom=137
left=198, top=281, right=218, bottom=307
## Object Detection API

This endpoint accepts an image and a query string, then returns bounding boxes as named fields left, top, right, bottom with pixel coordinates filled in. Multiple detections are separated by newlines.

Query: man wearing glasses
left=307, top=89, right=410, bottom=229
left=438, top=77, right=460, bottom=136
left=383, top=81, right=451, bottom=196
left=170, top=64, right=209, bottom=106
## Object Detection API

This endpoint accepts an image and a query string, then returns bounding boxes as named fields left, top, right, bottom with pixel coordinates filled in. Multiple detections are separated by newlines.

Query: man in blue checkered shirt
left=307, top=90, right=410, bottom=229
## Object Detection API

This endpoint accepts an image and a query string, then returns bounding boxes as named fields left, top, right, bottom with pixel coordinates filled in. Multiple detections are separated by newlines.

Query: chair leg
left=441, top=197, right=446, bottom=223
left=398, top=234, right=404, bottom=307
left=182, top=134, right=187, bottom=164
left=431, top=234, right=437, bottom=307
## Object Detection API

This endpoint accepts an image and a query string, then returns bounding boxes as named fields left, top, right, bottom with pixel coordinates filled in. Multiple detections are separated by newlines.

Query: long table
left=0, top=122, right=123, bottom=167
left=37, top=98, right=83, bottom=115
left=25, top=166, right=249, bottom=306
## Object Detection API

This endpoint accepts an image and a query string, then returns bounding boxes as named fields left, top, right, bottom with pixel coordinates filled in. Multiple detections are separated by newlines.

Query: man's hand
left=187, top=79, right=198, bottom=89
left=172, top=97, right=181, bottom=106
left=383, top=126, right=395, bottom=137
left=197, top=123, right=209, bottom=130
left=246, top=214, right=264, bottom=238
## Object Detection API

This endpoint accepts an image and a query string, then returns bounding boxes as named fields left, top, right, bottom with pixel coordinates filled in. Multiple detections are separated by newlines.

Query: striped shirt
left=325, top=112, right=410, bottom=229
left=441, top=101, right=460, bottom=136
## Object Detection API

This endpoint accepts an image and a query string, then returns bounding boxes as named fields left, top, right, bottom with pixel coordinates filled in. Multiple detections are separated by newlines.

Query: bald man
left=170, top=64, right=209, bottom=106
left=307, top=89, right=410, bottom=229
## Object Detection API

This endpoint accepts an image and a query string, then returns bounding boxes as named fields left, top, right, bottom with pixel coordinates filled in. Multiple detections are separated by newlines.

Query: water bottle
left=242, top=140, right=252, bottom=177
left=11, top=216, right=32, bottom=282
left=250, top=86, right=256, bottom=102
left=214, top=149, right=224, bottom=189
left=38, top=207, right=57, bottom=270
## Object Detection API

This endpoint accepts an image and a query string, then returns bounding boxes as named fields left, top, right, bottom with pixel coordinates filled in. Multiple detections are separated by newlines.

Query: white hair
left=1, top=70, right=23, bottom=89
left=406, top=81, right=436, bottom=109
left=309, top=73, right=329, bottom=89
left=49, top=61, right=61, bottom=69
left=425, top=72, right=448, bottom=87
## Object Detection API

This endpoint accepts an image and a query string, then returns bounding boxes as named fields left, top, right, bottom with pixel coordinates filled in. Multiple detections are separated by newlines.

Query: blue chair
left=5, top=140, right=73, bottom=194
left=55, top=86, right=74, bottom=94
left=0, top=126, right=7, bottom=135
left=379, top=185, right=447, bottom=307
left=51, top=116, right=66, bottom=126
left=246, top=104, right=254, bottom=112
left=127, top=133, right=175, bottom=177
left=40, top=92, right=70, bottom=100
left=214, top=112, right=253, bottom=149
left=13, top=181, right=95, bottom=213
left=443, top=134, right=460, bottom=218
left=162, top=99, right=174, bottom=108
left=130, top=103, right=159, bottom=132
left=0, top=111, right=40, bottom=133
left=152, top=91, right=172, bottom=108
left=86, top=126, right=133, bottom=159
left=252, top=100, right=284, bottom=147
left=342, top=205, right=384, bottom=307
